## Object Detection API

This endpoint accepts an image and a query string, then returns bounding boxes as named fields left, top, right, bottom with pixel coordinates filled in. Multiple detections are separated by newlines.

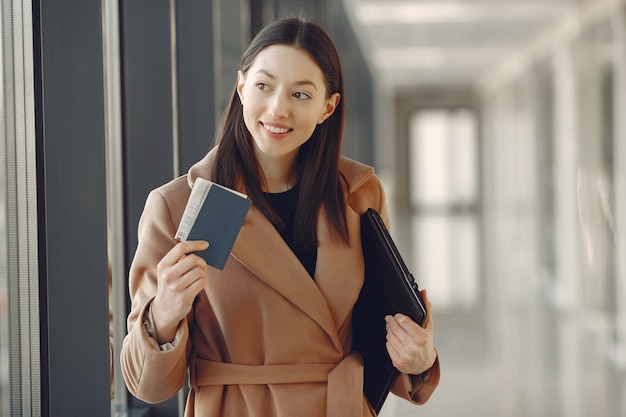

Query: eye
left=256, top=82, right=270, bottom=91
left=293, top=91, right=311, bottom=100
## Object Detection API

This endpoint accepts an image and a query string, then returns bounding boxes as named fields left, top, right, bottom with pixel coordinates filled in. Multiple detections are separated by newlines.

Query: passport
left=175, top=178, right=251, bottom=270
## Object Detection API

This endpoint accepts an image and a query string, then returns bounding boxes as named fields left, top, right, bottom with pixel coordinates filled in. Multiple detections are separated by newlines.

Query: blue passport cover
left=185, top=184, right=251, bottom=270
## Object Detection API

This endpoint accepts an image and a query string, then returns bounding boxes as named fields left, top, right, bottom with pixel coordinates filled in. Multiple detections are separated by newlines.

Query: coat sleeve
left=120, top=189, right=192, bottom=403
left=391, top=354, right=441, bottom=404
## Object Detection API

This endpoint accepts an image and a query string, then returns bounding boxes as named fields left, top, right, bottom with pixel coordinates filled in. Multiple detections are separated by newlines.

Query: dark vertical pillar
left=119, top=1, right=177, bottom=414
left=249, top=0, right=265, bottom=37
left=33, top=0, right=111, bottom=414
left=176, top=0, right=217, bottom=173
left=215, top=0, right=245, bottom=111
left=326, top=0, right=374, bottom=164
left=120, top=0, right=175, bottom=252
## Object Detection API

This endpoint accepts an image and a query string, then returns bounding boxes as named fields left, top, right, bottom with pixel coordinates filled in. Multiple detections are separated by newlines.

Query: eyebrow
left=254, top=69, right=318, bottom=91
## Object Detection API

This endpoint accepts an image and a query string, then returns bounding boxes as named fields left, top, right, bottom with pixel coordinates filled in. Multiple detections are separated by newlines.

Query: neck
left=257, top=153, right=297, bottom=193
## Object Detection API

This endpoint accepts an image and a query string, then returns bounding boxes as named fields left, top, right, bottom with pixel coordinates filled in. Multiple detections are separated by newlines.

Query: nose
left=267, top=91, right=290, bottom=118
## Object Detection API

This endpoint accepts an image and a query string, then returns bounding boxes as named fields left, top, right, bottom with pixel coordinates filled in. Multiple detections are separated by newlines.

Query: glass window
left=575, top=21, right=617, bottom=326
left=409, top=109, right=480, bottom=310
left=0, top=1, right=40, bottom=415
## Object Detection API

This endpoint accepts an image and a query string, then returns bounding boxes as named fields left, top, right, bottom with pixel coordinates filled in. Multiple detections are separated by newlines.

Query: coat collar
left=188, top=147, right=374, bottom=348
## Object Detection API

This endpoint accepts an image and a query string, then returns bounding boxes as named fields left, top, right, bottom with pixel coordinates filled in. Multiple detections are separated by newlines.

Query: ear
left=236, top=70, right=245, bottom=103
left=318, top=92, right=341, bottom=124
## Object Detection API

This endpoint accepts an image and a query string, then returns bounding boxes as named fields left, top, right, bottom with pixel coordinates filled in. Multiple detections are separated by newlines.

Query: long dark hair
left=211, top=17, right=349, bottom=250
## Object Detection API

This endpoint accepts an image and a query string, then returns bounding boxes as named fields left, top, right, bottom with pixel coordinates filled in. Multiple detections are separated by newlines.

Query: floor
left=378, top=305, right=626, bottom=417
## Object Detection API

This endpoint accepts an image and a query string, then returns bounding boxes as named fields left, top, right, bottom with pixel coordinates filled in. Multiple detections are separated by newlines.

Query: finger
left=420, top=289, right=434, bottom=330
left=385, top=314, right=416, bottom=348
left=388, top=313, right=434, bottom=363
left=185, top=239, right=210, bottom=251
left=153, top=264, right=206, bottom=318
left=161, top=240, right=209, bottom=267
left=384, top=317, right=401, bottom=358
left=179, top=260, right=207, bottom=287
left=158, top=241, right=208, bottom=281
left=389, top=313, right=422, bottom=336
left=184, top=271, right=207, bottom=296
left=386, top=326, right=433, bottom=373
left=165, top=254, right=208, bottom=290
left=385, top=339, right=402, bottom=364
left=385, top=334, right=420, bottom=373
left=385, top=315, right=406, bottom=343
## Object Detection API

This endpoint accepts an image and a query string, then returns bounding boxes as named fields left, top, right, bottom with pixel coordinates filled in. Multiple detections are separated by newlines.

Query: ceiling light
left=355, top=1, right=568, bottom=25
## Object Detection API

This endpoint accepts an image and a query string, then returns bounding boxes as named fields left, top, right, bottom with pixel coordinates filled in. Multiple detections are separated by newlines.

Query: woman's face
left=237, top=45, right=340, bottom=165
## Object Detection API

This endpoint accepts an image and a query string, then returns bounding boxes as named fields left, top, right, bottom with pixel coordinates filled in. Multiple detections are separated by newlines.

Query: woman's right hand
left=150, top=240, right=209, bottom=344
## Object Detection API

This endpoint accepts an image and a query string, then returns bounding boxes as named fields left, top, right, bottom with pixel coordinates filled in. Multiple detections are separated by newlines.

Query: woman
left=121, top=17, right=439, bottom=416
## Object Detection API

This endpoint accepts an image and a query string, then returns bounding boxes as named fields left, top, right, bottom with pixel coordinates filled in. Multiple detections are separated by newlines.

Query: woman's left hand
left=384, top=289, right=437, bottom=375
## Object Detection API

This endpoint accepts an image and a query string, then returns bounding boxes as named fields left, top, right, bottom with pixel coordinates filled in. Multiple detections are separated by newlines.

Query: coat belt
left=190, top=353, right=365, bottom=417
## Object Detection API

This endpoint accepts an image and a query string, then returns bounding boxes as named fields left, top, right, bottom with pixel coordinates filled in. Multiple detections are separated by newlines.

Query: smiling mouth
left=262, top=123, right=292, bottom=134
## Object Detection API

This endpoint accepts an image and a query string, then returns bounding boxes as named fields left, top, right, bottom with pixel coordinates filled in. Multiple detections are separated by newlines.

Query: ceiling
left=340, top=0, right=583, bottom=94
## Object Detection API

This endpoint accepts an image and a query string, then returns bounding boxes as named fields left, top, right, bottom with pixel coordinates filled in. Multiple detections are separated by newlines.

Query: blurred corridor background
left=1, top=0, right=625, bottom=416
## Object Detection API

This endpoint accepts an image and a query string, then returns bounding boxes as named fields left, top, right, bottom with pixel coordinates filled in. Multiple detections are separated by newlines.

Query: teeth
left=264, top=124, right=290, bottom=134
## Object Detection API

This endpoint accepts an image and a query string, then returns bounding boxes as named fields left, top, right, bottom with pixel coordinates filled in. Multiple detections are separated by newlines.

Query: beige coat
left=121, top=149, right=440, bottom=416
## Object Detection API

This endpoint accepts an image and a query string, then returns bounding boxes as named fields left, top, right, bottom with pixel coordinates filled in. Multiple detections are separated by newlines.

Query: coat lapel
left=230, top=206, right=344, bottom=351
left=314, top=206, right=364, bottom=333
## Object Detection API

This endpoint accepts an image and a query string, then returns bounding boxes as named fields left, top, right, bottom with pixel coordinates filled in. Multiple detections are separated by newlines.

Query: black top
left=265, top=183, right=317, bottom=278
